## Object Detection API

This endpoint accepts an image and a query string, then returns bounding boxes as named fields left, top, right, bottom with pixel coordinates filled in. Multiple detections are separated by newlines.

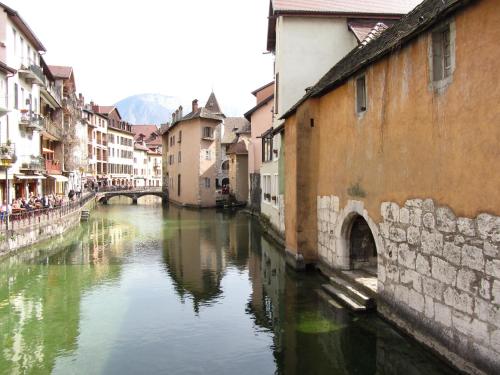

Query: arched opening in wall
left=348, top=215, right=377, bottom=275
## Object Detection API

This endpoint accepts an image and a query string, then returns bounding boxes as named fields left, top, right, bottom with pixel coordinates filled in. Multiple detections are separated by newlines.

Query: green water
left=0, top=199, right=457, bottom=374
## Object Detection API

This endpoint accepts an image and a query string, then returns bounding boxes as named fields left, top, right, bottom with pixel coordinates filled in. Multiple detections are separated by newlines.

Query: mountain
left=115, top=93, right=182, bottom=125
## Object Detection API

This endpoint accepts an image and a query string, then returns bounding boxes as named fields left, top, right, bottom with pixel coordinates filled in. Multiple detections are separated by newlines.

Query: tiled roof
left=132, top=124, right=162, bottom=145
left=222, top=117, right=250, bottom=144
left=282, top=0, right=470, bottom=119
left=271, top=0, right=422, bottom=15
left=93, top=106, right=115, bottom=115
left=166, top=92, right=225, bottom=133
left=134, top=143, right=150, bottom=152
left=205, top=92, right=222, bottom=114
left=226, top=117, right=251, bottom=133
left=348, top=20, right=394, bottom=43
left=48, top=65, right=73, bottom=79
left=359, top=22, right=390, bottom=46
left=226, top=140, right=248, bottom=155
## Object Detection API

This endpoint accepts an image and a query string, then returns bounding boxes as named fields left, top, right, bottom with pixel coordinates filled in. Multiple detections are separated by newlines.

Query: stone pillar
left=132, top=196, right=138, bottom=205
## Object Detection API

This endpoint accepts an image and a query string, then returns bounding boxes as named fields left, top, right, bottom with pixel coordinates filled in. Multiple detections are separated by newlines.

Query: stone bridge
left=96, top=188, right=168, bottom=205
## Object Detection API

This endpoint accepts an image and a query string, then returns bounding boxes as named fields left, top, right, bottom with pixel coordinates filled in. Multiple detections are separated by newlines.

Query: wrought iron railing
left=19, top=155, right=45, bottom=171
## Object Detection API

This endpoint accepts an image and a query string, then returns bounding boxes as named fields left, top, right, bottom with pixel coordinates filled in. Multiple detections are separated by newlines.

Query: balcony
left=19, top=111, right=44, bottom=131
left=19, top=155, right=44, bottom=172
left=18, top=64, right=45, bottom=85
left=45, top=159, right=62, bottom=174
left=0, top=142, right=16, bottom=168
left=42, top=117, right=63, bottom=140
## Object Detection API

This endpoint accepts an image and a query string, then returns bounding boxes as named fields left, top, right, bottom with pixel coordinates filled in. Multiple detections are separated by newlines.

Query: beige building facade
left=164, top=94, right=224, bottom=207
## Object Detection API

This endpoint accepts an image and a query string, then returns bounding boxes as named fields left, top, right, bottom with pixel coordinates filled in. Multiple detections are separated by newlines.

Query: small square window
left=356, top=76, right=367, bottom=113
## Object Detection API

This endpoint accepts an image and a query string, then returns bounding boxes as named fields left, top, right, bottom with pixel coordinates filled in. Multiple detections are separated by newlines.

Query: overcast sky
left=7, top=0, right=274, bottom=116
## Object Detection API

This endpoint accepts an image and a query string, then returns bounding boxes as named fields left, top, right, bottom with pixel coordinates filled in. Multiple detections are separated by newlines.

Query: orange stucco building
left=282, top=0, right=500, bottom=373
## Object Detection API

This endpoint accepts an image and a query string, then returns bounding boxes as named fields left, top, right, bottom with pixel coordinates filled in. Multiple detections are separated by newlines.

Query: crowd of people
left=0, top=190, right=83, bottom=220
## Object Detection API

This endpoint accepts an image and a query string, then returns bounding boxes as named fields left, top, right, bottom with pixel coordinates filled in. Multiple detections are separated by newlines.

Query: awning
left=42, top=147, right=54, bottom=153
left=15, top=174, right=46, bottom=180
left=47, top=174, right=68, bottom=182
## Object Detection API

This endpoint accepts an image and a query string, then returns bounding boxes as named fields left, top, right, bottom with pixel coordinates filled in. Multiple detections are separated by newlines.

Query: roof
left=132, top=124, right=162, bottom=145
left=0, top=2, right=46, bottom=51
left=48, top=65, right=73, bottom=79
left=226, top=117, right=251, bottom=133
left=270, top=0, right=421, bottom=14
left=251, top=81, right=275, bottom=96
left=244, top=93, right=274, bottom=120
left=267, top=0, right=419, bottom=51
left=0, top=61, right=16, bottom=75
left=134, top=143, right=150, bottom=152
left=348, top=20, right=393, bottom=43
left=205, top=92, right=222, bottom=114
left=93, top=106, right=115, bottom=115
left=226, top=140, right=248, bottom=155
left=166, top=92, right=225, bottom=133
left=282, top=0, right=472, bottom=119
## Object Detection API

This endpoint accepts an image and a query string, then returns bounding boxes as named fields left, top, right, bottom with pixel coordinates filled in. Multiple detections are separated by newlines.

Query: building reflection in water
left=0, top=215, right=125, bottom=374
left=162, top=205, right=254, bottom=313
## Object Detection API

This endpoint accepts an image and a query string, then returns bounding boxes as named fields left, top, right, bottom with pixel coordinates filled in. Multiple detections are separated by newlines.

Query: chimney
left=192, top=99, right=198, bottom=113
left=172, top=111, right=176, bottom=123
left=178, top=105, right=183, bottom=119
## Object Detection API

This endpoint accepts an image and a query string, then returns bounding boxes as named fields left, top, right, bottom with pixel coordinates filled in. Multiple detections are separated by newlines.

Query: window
left=262, top=175, right=271, bottom=202
left=202, top=127, right=213, bottom=139
left=272, top=174, right=279, bottom=206
left=178, top=131, right=182, bottom=143
left=178, top=151, right=181, bottom=163
left=356, top=75, right=367, bottom=113
left=204, top=149, right=211, bottom=160
left=262, top=133, right=273, bottom=162
left=203, top=177, right=210, bottom=188
left=432, top=24, right=452, bottom=82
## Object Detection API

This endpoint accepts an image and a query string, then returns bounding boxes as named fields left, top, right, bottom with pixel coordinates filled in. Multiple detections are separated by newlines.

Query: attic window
left=432, top=24, right=452, bottom=82
left=356, top=75, right=367, bottom=113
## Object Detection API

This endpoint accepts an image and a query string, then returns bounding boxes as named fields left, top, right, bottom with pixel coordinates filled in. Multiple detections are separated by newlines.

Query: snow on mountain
left=115, top=93, right=183, bottom=125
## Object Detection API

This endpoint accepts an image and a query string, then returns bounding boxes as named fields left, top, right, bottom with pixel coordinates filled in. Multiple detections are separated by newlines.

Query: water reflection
left=0, top=203, right=456, bottom=375
left=0, top=215, right=124, bottom=374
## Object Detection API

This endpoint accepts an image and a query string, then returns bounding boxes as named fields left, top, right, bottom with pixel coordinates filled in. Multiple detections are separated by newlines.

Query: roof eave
left=1, top=3, right=46, bottom=52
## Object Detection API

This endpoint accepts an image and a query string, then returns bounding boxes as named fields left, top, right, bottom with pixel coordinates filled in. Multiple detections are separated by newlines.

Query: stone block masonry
left=317, top=195, right=500, bottom=374
left=379, top=199, right=500, bottom=374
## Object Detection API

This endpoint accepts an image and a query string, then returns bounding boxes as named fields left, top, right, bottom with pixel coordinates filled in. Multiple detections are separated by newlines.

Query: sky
left=6, top=0, right=274, bottom=116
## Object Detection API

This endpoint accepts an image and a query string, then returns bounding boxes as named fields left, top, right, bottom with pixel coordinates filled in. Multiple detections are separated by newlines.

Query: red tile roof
left=48, top=65, right=73, bottom=79
left=93, top=106, right=115, bottom=115
left=271, top=0, right=421, bottom=14
left=348, top=20, right=393, bottom=43
left=132, top=124, right=162, bottom=145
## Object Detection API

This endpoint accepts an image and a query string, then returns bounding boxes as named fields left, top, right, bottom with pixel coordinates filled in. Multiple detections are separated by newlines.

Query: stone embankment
left=0, top=193, right=96, bottom=257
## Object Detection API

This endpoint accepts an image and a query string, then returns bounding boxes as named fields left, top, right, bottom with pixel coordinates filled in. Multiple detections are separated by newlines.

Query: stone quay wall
left=317, top=195, right=500, bottom=374
left=0, top=197, right=96, bottom=257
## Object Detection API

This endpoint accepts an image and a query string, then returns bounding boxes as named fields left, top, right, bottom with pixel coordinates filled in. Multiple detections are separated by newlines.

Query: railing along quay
left=1, top=192, right=96, bottom=234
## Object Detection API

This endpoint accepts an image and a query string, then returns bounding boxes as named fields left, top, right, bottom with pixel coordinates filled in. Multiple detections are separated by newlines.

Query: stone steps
left=321, top=274, right=376, bottom=312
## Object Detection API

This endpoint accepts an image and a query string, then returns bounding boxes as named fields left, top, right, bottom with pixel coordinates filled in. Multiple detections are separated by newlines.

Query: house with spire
left=162, top=92, right=224, bottom=207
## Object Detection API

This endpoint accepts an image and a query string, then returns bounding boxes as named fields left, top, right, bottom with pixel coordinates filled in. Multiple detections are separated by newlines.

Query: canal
left=0, top=199, right=457, bottom=374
